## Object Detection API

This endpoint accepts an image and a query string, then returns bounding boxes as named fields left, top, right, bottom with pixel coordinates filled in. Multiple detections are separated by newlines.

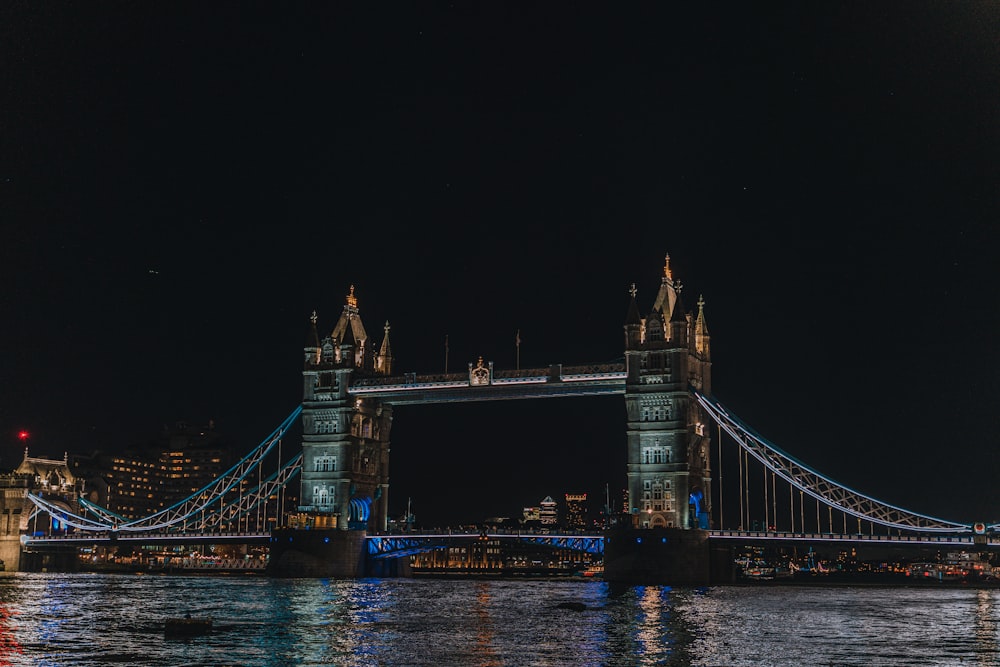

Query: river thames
left=1, top=573, right=997, bottom=666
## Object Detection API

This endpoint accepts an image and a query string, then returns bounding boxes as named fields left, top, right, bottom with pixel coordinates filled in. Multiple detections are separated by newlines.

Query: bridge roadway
left=26, top=528, right=1000, bottom=554
left=347, top=363, right=627, bottom=404
left=23, top=531, right=272, bottom=547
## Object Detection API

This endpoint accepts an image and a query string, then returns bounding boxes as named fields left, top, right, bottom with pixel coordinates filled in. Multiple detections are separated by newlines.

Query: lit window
left=315, top=456, right=336, bottom=472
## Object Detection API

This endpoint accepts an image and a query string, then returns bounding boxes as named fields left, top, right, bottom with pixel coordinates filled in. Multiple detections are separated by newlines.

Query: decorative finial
left=384, top=320, right=390, bottom=334
left=310, top=310, right=318, bottom=325
left=346, top=285, right=358, bottom=308
left=663, top=253, right=672, bottom=280
left=629, top=283, right=637, bottom=298
left=674, top=279, right=683, bottom=294
left=698, top=294, right=705, bottom=309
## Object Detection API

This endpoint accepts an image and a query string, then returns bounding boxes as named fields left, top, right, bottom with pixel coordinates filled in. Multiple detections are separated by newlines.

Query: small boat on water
left=164, top=616, right=212, bottom=637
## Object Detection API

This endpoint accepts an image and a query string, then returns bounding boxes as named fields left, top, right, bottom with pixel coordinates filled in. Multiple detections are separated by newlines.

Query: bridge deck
left=348, top=364, right=626, bottom=405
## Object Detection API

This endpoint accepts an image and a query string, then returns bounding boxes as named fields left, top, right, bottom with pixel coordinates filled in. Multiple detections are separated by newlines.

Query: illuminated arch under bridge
left=366, top=532, right=606, bottom=560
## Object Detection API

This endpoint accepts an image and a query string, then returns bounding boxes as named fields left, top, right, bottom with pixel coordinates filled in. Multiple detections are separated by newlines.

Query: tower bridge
left=14, top=253, right=988, bottom=583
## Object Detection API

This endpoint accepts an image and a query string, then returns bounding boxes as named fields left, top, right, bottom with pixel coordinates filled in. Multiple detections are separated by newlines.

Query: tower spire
left=695, top=294, right=711, bottom=358
left=651, top=251, right=678, bottom=320
left=330, top=284, right=369, bottom=367
left=376, top=320, right=393, bottom=374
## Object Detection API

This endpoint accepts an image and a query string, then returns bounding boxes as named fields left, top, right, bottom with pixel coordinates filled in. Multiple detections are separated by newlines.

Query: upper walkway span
left=346, top=362, right=626, bottom=405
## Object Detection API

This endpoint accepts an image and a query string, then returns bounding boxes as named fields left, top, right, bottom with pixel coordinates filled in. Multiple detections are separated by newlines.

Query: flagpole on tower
left=515, top=329, right=521, bottom=370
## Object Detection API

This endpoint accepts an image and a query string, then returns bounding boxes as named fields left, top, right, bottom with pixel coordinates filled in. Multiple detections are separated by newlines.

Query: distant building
left=2, top=450, right=84, bottom=571
left=156, top=422, right=232, bottom=511
left=71, top=421, right=236, bottom=525
left=539, top=496, right=557, bottom=526
left=522, top=506, right=540, bottom=523
left=564, top=493, right=587, bottom=529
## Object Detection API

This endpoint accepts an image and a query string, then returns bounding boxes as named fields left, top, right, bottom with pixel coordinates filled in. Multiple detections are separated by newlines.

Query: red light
left=17, top=430, right=29, bottom=441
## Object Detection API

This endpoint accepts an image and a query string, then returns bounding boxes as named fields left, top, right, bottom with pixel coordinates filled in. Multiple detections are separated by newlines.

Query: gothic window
left=315, top=456, right=336, bottom=472
left=640, top=407, right=650, bottom=422
left=642, top=446, right=668, bottom=464
left=314, top=486, right=330, bottom=506
left=362, top=419, right=372, bottom=439
left=643, top=480, right=651, bottom=490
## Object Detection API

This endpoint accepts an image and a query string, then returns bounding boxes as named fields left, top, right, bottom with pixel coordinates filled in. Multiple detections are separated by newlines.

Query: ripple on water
left=3, top=574, right=1000, bottom=666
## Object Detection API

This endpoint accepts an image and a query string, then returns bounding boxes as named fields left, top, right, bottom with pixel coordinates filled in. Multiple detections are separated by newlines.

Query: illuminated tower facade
left=299, top=286, right=395, bottom=532
left=623, top=254, right=713, bottom=529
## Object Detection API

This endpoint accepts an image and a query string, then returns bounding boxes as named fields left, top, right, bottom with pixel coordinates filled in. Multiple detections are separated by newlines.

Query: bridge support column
left=18, top=543, right=81, bottom=573
left=366, top=555, right=412, bottom=578
left=267, top=528, right=367, bottom=577
left=603, top=526, right=735, bottom=585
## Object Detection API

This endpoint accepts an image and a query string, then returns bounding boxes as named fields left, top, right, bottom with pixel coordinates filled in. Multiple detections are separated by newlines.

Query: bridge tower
left=623, top=254, right=713, bottom=530
left=298, top=286, right=394, bottom=533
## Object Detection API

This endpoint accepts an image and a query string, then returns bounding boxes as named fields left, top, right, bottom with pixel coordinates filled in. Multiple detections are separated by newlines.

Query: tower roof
left=651, top=253, right=680, bottom=321
left=330, top=284, right=369, bottom=346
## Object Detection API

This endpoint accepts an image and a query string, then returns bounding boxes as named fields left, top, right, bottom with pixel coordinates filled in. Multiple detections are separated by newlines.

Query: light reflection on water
left=1, top=573, right=1000, bottom=666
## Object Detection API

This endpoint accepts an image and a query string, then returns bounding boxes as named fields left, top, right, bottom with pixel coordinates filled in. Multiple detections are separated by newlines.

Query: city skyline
left=3, top=4, right=999, bottom=527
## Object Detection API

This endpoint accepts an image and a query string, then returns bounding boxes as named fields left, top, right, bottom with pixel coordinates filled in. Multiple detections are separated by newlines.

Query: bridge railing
left=350, top=362, right=626, bottom=389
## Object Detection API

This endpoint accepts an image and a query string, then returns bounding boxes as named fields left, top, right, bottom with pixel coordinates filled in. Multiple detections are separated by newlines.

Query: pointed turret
left=375, top=321, right=394, bottom=375
left=305, top=310, right=321, bottom=366
left=694, top=294, right=711, bottom=358
left=624, top=282, right=643, bottom=350
left=331, top=285, right=370, bottom=369
left=651, top=253, right=680, bottom=321
left=668, top=280, right=688, bottom=346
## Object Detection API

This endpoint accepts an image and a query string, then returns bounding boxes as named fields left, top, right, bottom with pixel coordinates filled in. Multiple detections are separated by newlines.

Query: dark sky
left=2, top=3, right=999, bottom=528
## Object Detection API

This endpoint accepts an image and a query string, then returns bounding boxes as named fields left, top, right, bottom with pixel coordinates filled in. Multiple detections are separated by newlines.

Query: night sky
left=3, top=3, right=999, bottom=528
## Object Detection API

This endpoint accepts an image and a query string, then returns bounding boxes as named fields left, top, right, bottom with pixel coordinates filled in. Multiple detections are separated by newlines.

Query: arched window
left=315, top=456, right=336, bottom=472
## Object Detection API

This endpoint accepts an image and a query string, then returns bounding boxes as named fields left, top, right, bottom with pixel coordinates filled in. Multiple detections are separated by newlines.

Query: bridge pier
left=603, top=527, right=736, bottom=585
left=18, top=542, right=81, bottom=573
left=267, top=528, right=369, bottom=577
left=366, top=554, right=412, bottom=578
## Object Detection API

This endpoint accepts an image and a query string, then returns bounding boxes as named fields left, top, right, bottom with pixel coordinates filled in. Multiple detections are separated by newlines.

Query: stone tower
left=623, top=254, right=713, bottom=529
left=299, top=286, right=394, bottom=532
